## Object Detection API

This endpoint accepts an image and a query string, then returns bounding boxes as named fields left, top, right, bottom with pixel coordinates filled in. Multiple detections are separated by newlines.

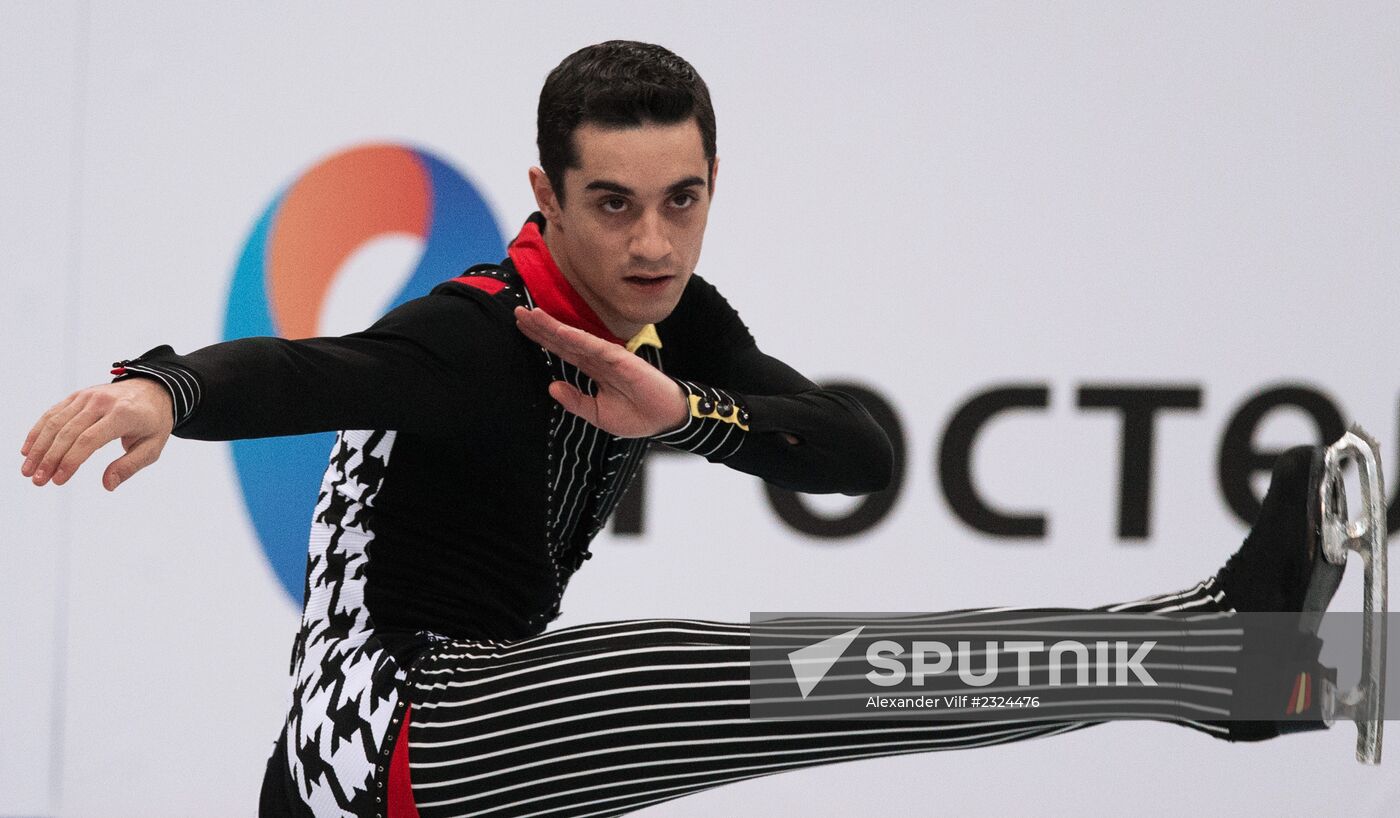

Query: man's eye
left=600, top=198, right=627, bottom=214
left=671, top=193, right=696, bottom=209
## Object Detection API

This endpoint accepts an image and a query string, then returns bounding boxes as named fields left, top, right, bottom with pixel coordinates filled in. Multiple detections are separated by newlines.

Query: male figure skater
left=20, top=41, right=1342, bottom=818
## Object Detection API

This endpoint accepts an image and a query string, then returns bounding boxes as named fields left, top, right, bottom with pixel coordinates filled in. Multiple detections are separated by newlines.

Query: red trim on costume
left=110, top=367, right=127, bottom=376
left=507, top=217, right=624, bottom=345
left=387, top=704, right=420, bottom=818
left=451, top=275, right=508, bottom=296
left=1286, top=673, right=1312, bottom=715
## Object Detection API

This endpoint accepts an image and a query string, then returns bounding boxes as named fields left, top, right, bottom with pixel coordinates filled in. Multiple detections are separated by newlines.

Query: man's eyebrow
left=584, top=180, right=635, bottom=196
left=583, top=176, right=707, bottom=196
left=665, top=176, right=707, bottom=193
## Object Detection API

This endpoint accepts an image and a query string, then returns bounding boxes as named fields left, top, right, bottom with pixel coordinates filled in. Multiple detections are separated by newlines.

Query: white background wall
left=3, top=2, right=1397, bottom=815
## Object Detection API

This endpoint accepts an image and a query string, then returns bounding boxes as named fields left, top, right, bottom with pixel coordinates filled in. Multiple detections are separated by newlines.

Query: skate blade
left=1317, top=426, right=1388, bottom=765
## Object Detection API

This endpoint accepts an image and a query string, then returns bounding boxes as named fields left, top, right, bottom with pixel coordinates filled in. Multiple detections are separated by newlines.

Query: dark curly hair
left=537, top=40, right=716, bottom=203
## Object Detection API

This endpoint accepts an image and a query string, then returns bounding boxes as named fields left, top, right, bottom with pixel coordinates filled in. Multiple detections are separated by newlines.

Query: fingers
left=31, top=403, right=111, bottom=486
left=515, top=306, right=588, bottom=356
left=514, top=307, right=616, bottom=373
left=21, top=392, right=76, bottom=458
left=51, top=415, right=122, bottom=486
left=21, top=393, right=87, bottom=482
left=102, top=435, right=163, bottom=492
left=546, top=380, right=597, bottom=426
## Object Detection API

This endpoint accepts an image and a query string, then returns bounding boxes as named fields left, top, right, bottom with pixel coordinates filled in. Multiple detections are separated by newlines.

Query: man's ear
left=528, top=167, right=562, bottom=222
left=709, top=156, right=720, bottom=199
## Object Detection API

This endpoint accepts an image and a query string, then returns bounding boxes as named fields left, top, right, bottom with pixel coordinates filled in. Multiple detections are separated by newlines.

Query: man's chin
left=623, top=307, right=679, bottom=330
left=619, top=284, right=685, bottom=325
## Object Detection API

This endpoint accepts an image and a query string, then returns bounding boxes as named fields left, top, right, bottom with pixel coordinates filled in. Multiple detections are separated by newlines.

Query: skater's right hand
left=20, top=378, right=174, bottom=491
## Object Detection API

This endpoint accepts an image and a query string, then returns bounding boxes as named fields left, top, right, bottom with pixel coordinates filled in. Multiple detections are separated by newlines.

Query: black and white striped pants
left=401, top=578, right=1232, bottom=817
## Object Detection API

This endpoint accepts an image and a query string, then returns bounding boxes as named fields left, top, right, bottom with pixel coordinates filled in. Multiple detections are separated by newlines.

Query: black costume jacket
left=114, top=213, right=892, bottom=817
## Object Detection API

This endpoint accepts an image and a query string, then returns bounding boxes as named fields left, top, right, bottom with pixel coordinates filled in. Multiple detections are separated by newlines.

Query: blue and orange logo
left=225, top=144, right=505, bottom=601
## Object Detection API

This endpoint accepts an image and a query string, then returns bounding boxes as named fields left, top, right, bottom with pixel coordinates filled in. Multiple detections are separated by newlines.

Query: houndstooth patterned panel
left=281, top=429, right=407, bottom=817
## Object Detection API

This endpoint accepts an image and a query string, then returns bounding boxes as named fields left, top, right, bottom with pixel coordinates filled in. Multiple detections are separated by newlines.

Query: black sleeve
left=651, top=275, right=894, bottom=495
left=110, top=283, right=535, bottom=441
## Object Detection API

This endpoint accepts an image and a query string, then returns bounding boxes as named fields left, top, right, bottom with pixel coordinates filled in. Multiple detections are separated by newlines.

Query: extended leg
left=404, top=581, right=1229, bottom=818
left=401, top=444, right=1360, bottom=817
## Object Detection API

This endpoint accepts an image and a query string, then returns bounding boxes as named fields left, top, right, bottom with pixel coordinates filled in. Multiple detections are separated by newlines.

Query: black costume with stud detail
left=113, top=213, right=891, bottom=816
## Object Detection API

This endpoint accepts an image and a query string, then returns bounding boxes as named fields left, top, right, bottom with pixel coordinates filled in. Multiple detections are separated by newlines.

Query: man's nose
left=629, top=210, right=672, bottom=263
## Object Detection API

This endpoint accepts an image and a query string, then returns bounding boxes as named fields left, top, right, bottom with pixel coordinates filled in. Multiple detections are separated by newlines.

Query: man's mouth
left=623, top=274, right=674, bottom=291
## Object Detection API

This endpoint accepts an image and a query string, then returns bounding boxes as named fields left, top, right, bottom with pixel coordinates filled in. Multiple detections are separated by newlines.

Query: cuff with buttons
left=651, top=379, right=749, bottom=461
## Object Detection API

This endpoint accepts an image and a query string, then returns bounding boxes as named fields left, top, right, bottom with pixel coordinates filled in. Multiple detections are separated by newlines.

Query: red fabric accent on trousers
left=388, top=704, right=419, bottom=818
left=507, top=216, right=624, bottom=345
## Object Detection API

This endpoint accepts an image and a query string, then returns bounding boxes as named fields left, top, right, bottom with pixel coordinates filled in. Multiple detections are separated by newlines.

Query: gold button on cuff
left=687, top=393, right=750, bottom=431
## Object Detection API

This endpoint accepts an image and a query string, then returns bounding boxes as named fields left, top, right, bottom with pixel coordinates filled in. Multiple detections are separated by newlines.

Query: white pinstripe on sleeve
left=652, top=379, right=747, bottom=461
left=111, top=358, right=202, bottom=429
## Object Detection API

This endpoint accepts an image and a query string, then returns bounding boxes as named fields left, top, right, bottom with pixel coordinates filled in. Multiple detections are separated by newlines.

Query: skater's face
left=529, top=118, right=716, bottom=339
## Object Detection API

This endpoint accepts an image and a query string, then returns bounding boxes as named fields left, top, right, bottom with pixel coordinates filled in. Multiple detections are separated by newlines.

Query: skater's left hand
left=514, top=306, right=688, bottom=438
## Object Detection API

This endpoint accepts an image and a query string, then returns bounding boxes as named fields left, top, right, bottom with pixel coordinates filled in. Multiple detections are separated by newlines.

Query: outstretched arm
left=19, top=283, right=527, bottom=490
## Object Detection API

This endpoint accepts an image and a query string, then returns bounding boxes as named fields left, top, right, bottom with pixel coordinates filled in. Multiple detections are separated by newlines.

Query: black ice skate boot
left=1206, top=445, right=1349, bottom=742
left=1214, top=445, right=1345, bottom=616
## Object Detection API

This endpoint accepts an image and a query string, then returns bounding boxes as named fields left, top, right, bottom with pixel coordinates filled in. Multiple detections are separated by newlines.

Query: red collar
left=507, top=213, right=624, bottom=345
